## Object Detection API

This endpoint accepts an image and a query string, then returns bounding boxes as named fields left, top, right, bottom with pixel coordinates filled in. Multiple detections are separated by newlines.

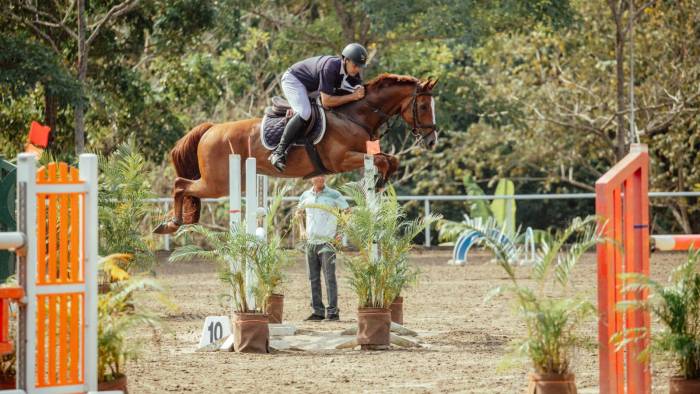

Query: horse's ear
left=420, top=77, right=433, bottom=91
left=428, top=77, right=439, bottom=90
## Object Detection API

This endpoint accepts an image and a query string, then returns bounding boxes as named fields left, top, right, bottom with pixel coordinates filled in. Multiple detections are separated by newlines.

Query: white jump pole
left=229, top=155, right=242, bottom=230
left=245, top=158, right=257, bottom=310
left=364, top=154, right=378, bottom=261
left=80, top=154, right=100, bottom=393
left=257, top=174, right=268, bottom=237
left=228, top=154, right=241, bottom=315
left=16, top=153, right=36, bottom=392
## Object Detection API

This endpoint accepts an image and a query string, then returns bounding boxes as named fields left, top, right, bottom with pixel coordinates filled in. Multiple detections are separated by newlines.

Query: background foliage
left=2, top=0, right=698, bottom=234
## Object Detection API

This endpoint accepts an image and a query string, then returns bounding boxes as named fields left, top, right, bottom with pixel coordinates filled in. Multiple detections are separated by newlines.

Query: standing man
left=297, top=176, right=349, bottom=321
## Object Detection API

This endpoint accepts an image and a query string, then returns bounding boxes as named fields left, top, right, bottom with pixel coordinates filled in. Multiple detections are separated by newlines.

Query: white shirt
left=298, top=186, right=349, bottom=244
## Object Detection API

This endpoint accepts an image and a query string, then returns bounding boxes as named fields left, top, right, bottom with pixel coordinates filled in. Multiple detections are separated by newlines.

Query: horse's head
left=363, top=74, right=440, bottom=149
left=398, top=78, right=439, bottom=149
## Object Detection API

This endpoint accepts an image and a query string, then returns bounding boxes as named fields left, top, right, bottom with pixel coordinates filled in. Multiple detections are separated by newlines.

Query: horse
left=153, top=73, right=439, bottom=235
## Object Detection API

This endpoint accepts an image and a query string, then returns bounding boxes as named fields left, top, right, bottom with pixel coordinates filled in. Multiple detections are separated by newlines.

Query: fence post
left=80, top=154, right=99, bottom=393
left=424, top=199, right=431, bottom=247
left=163, top=201, right=171, bottom=251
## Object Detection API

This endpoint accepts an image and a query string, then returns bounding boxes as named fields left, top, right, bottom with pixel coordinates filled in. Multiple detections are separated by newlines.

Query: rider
left=269, top=43, right=369, bottom=172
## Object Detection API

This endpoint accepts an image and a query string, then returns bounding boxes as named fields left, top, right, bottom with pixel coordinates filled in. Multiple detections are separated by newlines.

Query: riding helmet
left=341, top=43, right=369, bottom=67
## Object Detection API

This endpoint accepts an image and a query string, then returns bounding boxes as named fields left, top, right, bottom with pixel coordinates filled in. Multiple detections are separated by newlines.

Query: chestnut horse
left=153, top=73, right=439, bottom=234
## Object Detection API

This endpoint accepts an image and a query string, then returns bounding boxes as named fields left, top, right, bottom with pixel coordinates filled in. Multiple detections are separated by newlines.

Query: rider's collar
left=339, top=59, right=358, bottom=92
left=340, top=59, right=347, bottom=76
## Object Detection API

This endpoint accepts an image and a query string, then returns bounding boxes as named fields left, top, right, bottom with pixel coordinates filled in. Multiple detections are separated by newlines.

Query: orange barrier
left=595, top=144, right=651, bottom=394
left=34, top=162, right=85, bottom=389
left=0, top=153, right=100, bottom=394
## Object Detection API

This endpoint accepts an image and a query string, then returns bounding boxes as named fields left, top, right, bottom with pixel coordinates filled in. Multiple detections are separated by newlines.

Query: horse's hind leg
left=153, top=177, right=210, bottom=234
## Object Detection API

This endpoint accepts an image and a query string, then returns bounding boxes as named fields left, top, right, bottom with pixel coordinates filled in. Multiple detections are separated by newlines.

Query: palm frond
left=615, top=248, right=700, bottom=378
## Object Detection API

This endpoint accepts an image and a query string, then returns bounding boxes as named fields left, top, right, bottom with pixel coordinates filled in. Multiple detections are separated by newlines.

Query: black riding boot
left=269, top=114, right=309, bottom=172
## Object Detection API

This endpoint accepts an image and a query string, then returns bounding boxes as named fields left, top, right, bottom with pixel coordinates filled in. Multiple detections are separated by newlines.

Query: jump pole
left=651, top=234, right=700, bottom=251
left=245, top=157, right=257, bottom=309
left=227, top=154, right=259, bottom=310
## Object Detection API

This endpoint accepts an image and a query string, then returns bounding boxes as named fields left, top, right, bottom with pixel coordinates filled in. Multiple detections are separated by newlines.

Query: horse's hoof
left=152, top=221, right=179, bottom=235
left=375, top=177, right=388, bottom=191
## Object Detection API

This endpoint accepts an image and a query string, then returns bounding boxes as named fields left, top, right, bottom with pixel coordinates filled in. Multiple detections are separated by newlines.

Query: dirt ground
left=124, top=250, right=685, bottom=393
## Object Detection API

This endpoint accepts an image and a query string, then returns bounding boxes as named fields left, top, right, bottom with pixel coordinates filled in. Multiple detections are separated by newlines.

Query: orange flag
left=28, top=121, right=51, bottom=148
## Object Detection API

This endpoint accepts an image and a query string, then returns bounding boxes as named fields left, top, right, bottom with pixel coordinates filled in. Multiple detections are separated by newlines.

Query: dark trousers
left=306, top=243, right=338, bottom=316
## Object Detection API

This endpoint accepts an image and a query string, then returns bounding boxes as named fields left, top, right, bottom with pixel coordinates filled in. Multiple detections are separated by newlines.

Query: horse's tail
left=171, top=122, right=213, bottom=225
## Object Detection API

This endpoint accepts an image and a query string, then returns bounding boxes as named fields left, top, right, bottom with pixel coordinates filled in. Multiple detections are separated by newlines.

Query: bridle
left=408, top=88, right=438, bottom=141
left=330, top=85, right=439, bottom=143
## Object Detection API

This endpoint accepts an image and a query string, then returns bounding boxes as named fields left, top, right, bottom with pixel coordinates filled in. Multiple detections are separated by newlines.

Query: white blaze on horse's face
left=431, top=96, right=436, bottom=125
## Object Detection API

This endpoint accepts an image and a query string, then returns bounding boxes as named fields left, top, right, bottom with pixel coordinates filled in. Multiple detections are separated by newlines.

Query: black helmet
left=341, top=43, right=368, bottom=67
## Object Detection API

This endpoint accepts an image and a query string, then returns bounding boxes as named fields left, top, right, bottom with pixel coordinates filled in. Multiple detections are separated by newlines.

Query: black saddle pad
left=261, top=97, right=327, bottom=150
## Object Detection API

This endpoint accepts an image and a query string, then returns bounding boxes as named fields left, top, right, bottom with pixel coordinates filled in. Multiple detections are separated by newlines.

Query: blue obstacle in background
left=451, top=226, right=535, bottom=265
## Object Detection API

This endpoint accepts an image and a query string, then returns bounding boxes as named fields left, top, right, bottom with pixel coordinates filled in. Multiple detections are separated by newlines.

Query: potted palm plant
left=260, top=187, right=290, bottom=324
left=170, top=220, right=289, bottom=353
left=469, top=216, right=601, bottom=393
left=615, top=249, right=700, bottom=394
left=331, top=180, right=437, bottom=348
left=97, top=271, right=163, bottom=393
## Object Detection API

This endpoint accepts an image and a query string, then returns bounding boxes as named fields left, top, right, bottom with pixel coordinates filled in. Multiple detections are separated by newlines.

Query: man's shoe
left=325, top=314, right=339, bottom=321
left=304, top=313, right=325, bottom=321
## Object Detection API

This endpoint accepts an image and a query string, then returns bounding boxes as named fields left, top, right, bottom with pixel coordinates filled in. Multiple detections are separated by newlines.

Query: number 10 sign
left=198, top=316, right=232, bottom=348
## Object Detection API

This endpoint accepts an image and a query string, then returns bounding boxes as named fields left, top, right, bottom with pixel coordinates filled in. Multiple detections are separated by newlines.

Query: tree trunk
left=670, top=203, right=693, bottom=234
left=43, top=92, right=57, bottom=140
left=332, top=0, right=358, bottom=43
left=75, top=0, right=87, bottom=155
left=611, top=1, right=627, bottom=160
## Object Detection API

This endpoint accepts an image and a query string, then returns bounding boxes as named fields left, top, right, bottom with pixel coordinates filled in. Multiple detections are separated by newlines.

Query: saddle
left=263, top=96, right=320, bottom=135
left=261, top=96, right=329, bottom=177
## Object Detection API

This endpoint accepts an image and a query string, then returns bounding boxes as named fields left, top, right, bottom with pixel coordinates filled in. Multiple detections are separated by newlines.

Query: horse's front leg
left=338, top=151, right=392, bottom=187
left=378, top=153, right=399, bottom=179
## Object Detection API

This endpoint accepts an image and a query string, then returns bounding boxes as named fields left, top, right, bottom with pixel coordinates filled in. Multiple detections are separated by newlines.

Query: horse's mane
left=365, top=73, right=419, bottom=90
left=332, top=73, right=418, bottom=115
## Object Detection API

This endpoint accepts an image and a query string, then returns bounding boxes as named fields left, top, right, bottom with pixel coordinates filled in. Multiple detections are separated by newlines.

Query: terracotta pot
left=99, top=374, right=128, bottom=394
left=669, top=377, right=700, bottom=394
left=0, top=375, right=15, bottom=389
left=526, top=372, right=577, bottom=394
left=389, top=296, right=403, bottom=325
left=265, top=294, right=284, bottom=324
left=357, top=308, right=391, bottom=349
left=234, top=312, right=270, bottom=353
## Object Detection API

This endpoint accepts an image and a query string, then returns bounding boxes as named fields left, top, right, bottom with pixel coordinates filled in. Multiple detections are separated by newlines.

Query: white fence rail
left=149, top=191, right=700, bottom=249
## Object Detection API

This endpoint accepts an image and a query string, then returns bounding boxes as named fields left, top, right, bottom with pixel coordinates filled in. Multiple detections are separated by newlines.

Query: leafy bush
left=328, top=179, right=439, bottom=308
left=472, top=216, right=601, bottom=374
left=615, top=249, right=700, bottom=379
left=98, top=141, right=157, bottom=272
left=97, top=257, right=164, bottom=382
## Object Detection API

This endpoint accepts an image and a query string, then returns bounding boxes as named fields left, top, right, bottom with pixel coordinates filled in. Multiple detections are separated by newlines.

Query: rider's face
left=345, top=59, right=362, bottom=77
